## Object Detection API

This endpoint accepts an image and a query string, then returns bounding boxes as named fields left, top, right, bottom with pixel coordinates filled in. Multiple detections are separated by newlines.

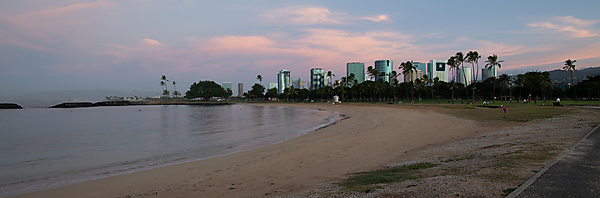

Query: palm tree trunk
left=572, top=71, right=577, bottom=102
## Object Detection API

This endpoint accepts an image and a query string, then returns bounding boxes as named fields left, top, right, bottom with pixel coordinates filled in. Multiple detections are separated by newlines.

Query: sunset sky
left=1, top=0, right=599, bottom=97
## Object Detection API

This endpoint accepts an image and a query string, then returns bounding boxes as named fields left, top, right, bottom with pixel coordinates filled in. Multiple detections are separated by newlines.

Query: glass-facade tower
left=277, top=70, right=290, bottom=94
left=413, top=62, right=427, bottom=75
left=457, top=67, right=472, bottom=85
left=310, top=68, right=325, bottom=90
left=346, top=62, right=365, bottom=86
left=221, top=82, right=232, bottom=91
left=374, top=60, right=393, bottom=82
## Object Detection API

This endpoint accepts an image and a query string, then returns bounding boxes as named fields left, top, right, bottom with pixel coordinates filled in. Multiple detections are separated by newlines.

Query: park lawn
left=435, top=102, right=576, bottom=122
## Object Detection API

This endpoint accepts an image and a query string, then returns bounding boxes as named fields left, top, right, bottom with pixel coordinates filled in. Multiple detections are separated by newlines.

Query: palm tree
left=400, top=61, right=417, bottom=81
left=367, top=66, right=379, bottom=81
left=172, top=81, right=179, bottom=98
left=515, top=74, right=525, bottom=101
left=485, top=54, right=504, bottom=101
left=498, top=74, right=511, bottom=101
left=347, top=73, right=356, bottom=87
left=466, top=51, right=481, bottom=103
left=327, top=71, right=335, bottom=87
left=447, top=56, right=459, bottom=103
left=400, top=61, right=417, bottom=100
left=423, top=74, right=432, bottom=101
left=160, top=80, right=166, bottom=96
left=160, top=75, right=169, bottom=97
left=284, top=86, right=297, bottom=102
left=563, top=59, right=577, bottom=101
left=388, top=70, right=401, bottom=100
left=540, top=78, right=552, bottom=103
left=455, top=52, right=469, bottom=100
left=256, top=75, right=263, bottom=85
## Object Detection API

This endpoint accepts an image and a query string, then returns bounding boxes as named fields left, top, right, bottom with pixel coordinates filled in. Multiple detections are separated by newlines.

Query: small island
left=0, top=103, right=23, bottom=109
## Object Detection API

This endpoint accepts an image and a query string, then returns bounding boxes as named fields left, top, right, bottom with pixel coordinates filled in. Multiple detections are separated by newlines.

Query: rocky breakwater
left=49, top=100, right=234, bottom=108
left=49, top=100, right=151, bottom=108
left=0, top=103, right=23, bottom=109
left=50, top=102, right=95, bottom=108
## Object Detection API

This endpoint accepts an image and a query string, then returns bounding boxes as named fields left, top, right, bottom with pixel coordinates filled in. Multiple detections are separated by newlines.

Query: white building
left=427, top=59, right=449, bottom=82
left=269, top=82, right=278, bottom=90
left=404, top=70, right=423, bottom=83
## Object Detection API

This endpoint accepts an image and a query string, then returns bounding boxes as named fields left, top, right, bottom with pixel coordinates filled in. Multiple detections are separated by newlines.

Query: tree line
left=179, top=54, right=595, bottom=102
left=242, top=56, right=592, bottom=103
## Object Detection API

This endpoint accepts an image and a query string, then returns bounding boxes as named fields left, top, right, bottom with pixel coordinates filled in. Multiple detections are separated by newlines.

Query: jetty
left=49, top=100, right=233, bottom=108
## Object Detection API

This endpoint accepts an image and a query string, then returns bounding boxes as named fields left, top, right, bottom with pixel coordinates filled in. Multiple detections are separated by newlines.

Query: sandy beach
left=12, top=103, right=583, bottom=198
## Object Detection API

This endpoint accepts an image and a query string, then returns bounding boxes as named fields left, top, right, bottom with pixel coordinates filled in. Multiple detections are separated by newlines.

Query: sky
left=1, top=0, right=599, bottom=97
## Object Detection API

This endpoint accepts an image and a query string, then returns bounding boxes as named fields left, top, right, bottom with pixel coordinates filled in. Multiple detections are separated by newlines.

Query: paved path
left=509, top=123, right=600, bottom=197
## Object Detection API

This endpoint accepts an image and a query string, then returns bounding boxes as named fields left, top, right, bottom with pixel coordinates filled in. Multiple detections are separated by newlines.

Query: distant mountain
left=0, top=89, right=159, bottom=102
left=548, top=66, right=600, bottom=84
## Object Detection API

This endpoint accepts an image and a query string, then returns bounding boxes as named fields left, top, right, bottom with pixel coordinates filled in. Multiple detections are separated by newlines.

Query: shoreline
left=2, top=104, right=340, bottom=197
left=9, top=103, right=506, bottom=197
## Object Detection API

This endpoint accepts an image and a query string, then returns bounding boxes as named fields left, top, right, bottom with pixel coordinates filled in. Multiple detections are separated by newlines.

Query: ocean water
left=0, top=104, right=338, bottom=197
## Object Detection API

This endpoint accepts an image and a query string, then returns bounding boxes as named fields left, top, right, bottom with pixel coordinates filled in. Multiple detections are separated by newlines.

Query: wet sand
left=12, top=103, right=498, bottom=198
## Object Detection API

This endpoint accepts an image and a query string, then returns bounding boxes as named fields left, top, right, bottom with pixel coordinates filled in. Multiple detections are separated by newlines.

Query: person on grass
left=501, top=105, right=507, bottom=118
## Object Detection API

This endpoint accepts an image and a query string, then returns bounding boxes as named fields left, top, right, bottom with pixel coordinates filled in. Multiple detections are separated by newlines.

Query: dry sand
left=11, top=103, right=537, bottom=198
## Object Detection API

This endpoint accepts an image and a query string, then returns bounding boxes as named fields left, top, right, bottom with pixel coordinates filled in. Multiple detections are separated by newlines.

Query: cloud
left=142, top=38, right=164, bottom=47
left=554, top=16, right=595, bottom=27
left=260, top=6, right=340, bottom=25
left=528, top=16, right=598, bottom=38
left=0, top=1, right=115, bottom=53
left=99, top=29, right=422, bottom=81
left=362, top=15, right=389, bottom=22
left=260, top=5, right=389, bottom=25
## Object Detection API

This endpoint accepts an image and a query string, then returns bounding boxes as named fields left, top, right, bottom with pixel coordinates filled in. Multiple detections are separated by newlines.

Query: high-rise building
left=310, top=68, right=325, bottom=90
left=269, top=82, right=278, bottom=90
left=374, top=60, right=393, bottom=82
left=237, top=83, right=243, bottom=97
left=457, top=67, right=472, bottom=85
left=482, top=66, right=498, bottom=81
left=427, top=59, right=449, bottom=82
left=292, top=78, right=304, bottom=89
left=277, top=70, right=291, bottom=94
left=346, top=62, right=365, bottom=86
left=221, top=82, right=232, bottom=91
left=404, top=70, right=423, bottom=83
left=413, top=62, right=427, bottom=75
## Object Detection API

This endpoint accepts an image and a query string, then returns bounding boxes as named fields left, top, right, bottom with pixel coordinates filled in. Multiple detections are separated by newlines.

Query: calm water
left=0, top=104, right=338, bottom=196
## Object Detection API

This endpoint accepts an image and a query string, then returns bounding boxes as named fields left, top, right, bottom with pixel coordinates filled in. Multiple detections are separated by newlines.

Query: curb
left=506, top=123, right=600, bottom=198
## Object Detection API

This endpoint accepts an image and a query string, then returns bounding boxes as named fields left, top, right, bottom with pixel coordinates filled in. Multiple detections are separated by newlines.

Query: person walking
left=501, top=105, right=507, bottom=118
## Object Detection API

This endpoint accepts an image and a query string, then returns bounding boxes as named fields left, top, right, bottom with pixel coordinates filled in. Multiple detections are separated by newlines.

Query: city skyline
left=1, top=1, right=599, bottom=98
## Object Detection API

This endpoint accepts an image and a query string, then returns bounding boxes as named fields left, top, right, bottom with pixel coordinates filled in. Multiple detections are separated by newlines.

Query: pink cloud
left=362, top=15, right=389, bottom=22
left=260, top=6, right=340, bottom=25
left=554, top=16, right=596, bottom=27
left=99, top=26, right=599, bottom=82
left=528, top=16, right=598, bottom=38
left=0, top=1, right=115, bottom=54
left=142, top=38, right=164, bottom=47
left=260, top=6, right=391, bottom=26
